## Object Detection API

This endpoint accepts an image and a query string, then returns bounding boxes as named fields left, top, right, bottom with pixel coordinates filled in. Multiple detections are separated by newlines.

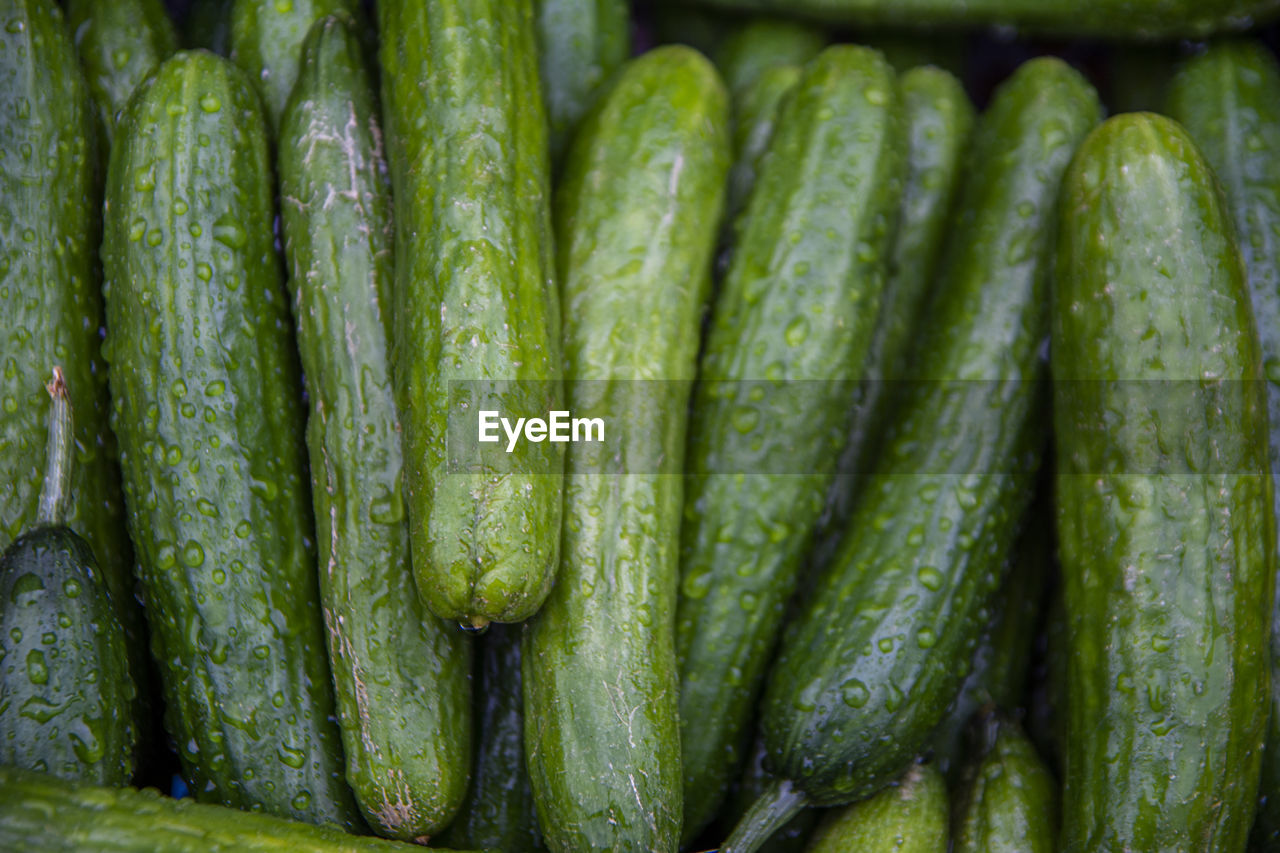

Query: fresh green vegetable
left=805, top=764, right=948, bottom=853
left=713, top=17, right=825, bottom=97
left=723, top=63, right=801, bottom=231
left=952, top=717, right=1056, bottom=853
left=184, top=0, right=232, bottom=55
left=723, top=58, right=1099, bottom=853
left=102, top=49, right=358, bottom=829
left=277, top=16, right=471, bottom=840
left=1054, top=111, right=1273, bottom=852
left=378, top=0, right=564, bottom=629
left=1166, top=41, right=1280, bottom=849
left=523, top=45, right=730, bottom=853
left=677, top=45, right=905, bottom=844
left=0, top=369, right=136, bottom=785
left=66, top=0, right=177, bottom=140
left=720, top=736, right=818, bottom=853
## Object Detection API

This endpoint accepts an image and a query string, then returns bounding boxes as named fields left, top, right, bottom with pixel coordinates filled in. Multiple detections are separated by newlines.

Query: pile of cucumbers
left=4, top=0, right=1280, bottom=851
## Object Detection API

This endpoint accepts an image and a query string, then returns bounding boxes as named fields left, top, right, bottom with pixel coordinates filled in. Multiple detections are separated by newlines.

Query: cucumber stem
left=36, top=366, right=74, bottom=527
left=721, top=778, right=808, bottom=853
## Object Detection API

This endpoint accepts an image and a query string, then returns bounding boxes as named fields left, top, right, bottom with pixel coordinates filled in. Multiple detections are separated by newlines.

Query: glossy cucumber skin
left=721, top=736, right=818, bottom=853
left=953, top=719, right=1056, bottom=853
left=230, top=0, right=358, bottom=130
left=714, top=17, right=825, bottom=97
left=724, top=63, right=801, bottom=233
left=754, top=57, right=1099, bottom=810
left=0, top=766, right=478, bottom=853
left=66, top=0, right=177, bottom=140
left=1166, top=42, right=1280, bottom=849
left=536, top=0, right=630, bottom=165
left=676, top=45, right=905, bottom=843
left=378, top=0, right=563, bottom=628
left=523, top=45, right=730, bottom=853
left=102, top=50, right=358, bottom=829
left=278, top=17, right=471, bottom=840
left=805, top=764, right=948, bottom=853
left=1054, top=113, right=1273, bottom=852
left=439, top=624, right=541, bottom=853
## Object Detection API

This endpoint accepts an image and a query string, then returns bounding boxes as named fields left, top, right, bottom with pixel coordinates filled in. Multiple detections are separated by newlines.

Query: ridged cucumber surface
left=723, top=63, right=801, bottom=233
left=102, top=49, right=358, bottom=828
left=805, top=763, right=948, bottom=853
left=952, top=718, right=1056, bottom=853
left=378, top=0, right=564, bottom=629
left=278, top=16, right=471, bottom=839
left=1054, top=111, right=1273, bottom=852
left=714, top=17, right=825, bottom=97
left=677, top=45, right=904, bottom=843
left=523, top=45, right=730, bottom=853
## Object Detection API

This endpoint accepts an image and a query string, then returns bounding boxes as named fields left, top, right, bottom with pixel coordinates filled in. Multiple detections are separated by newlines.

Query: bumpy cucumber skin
left=378, top=0, right=564, bottom=628
left=1054, top=112, right=1273, bottom=853
left=523, top=45, right=729, bottom=853
left=102, top=50, right=358, bottom=829
left=1166, top=42, right=1280, bottom=849
left=184, top=0, right=233, bottom=55
left=806, top=764, right=948, bottom=853
left=536, top=0, right=630, bottom=165
left=724, top=63, right=800, bottom=231
left=439, top=624, right=541, bottom=853
left=714, top=17, right=825, bottom=97
left=66, top=0, right=177, bottom=140
left=0, top=0, right=141, bottom=700
left=676, top=45, right=904, bottom=843
left=747, top=58, right=1098, bottom=816
left=230, top=0, right=358, bottom=130
left=953, top=719, right=1056, bottom=853
left=0, top=765, right=479, bottom=853
left=278, top=17, right=471, bottom=839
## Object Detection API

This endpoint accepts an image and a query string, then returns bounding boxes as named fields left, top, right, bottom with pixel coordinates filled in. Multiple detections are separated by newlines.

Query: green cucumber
left=952, top=717, right=1056, bottom=853
left=677, top=45, right=904, bottom=843
left=184, top=0, right=232, bottom=55
left=723, top=63, right=801, bottom=232
left=723, top=58, right=1099, bottom=853
left=0, top=765, right=478, bottom=853
left=230, top=0, right=358, bottom=130
left=805, top=764, right=947, bottom=853
left=0, top=369, right=136, bottom=785
left=1054, top=111, right=1273, bottom=852
left=102, top=49, right=358, bottom=829
left=536, top=0, right=630, bottom=166
left=278, top=16, right=471, bottom=839
left=523, top=45, right=730, bottom=853
left=439, top=624, right=541, bottom=852
left=713, top=17, right=825, bottom=97
left=378, top=0, right=564, bottom=629
left=66, top=0, right=177, bottom=140
left=1165, top=41, right=1280, bottom=848
left=720, top=736, right=818, bottom=853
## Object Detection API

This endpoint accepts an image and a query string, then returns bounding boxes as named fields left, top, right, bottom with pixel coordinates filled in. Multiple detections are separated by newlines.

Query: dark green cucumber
left=184, top=0, right=232, bottom=55
left=677, top=45, right=905, bottom=844
left=805, top=764, right=948, bottom=853
left=0, top=765, right=478, bottom=853
left=0, top=0, right=141, bottom=703
left=1165, top=42, right=1280, bottom=849
left=378, top=0, right=564, bottom=629
left=102, top=49, right=358, bottom=829
left=723, top=63, right=800, bottom=231
left=230, top=0, right=358, bottom=130
left=523, top=45, right=730, bottom=853
left=536, top=0, right=630, bottom=166
left=713, top=17, right=825, bottom=97
left=952, top=717, right=1055, bottom=853
left=1054, top=112, right=1272, bottom=852
left=66, top=0, right=177, bottom=140
left=723, top=58, right=1099, bottom=853
left=439, top=624, right=541, bottom=852
left=278, top=17, right=471, bottom=839
left=0, top=369, right=136, bottom=785
left=719, top=736, right=818, bottom=853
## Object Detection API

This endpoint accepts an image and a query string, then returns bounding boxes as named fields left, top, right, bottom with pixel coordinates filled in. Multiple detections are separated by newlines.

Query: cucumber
left=184, top=0, right=232, bottom=55
left=102, top=49, right=358, bottom=829
left=720, top=736, right=818, bottom=853
left=723, top=58, right=1099, bottom=853
left=277, top=16, right=471, bottom=839
left=952, top=717, right=1056, bottom=853
left=230, top=0, right=358, bottom=130
left=66, top=0, right=177, bottom=140
left=688, top=0, right=1280, bottom=37
left=536, top=0, right=630, bottom=166
left=0, top=765, right=478, bottom=853
left=1054, top=111, right=1273, bottom=852
left=1165, top=41, right=1280, bottom=848
left=378, top=0, right=564, bottom=629
left=805, top=763, right=947, bottom=853
left=723, top=63, right=801, bottom=232
left=522, top=45, right=730, bottom=853
left=439, top=624, right=541, bottom=852
left=713, top=17, right=825, bottom=97
left=677, top=45, right=905, bottom=843
left=0, top=369, right=136, bottom=785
